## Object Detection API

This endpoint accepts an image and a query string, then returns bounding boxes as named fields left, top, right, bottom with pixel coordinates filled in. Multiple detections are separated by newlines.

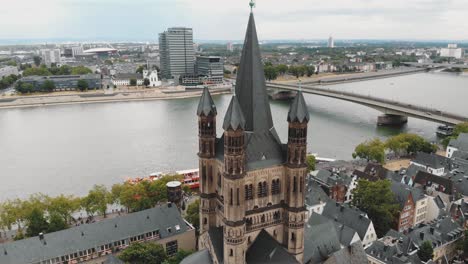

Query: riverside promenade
left=0, top=87, right=231, bottom=109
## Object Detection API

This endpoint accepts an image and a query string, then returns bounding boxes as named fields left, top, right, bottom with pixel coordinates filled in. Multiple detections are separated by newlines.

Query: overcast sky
left=1, top=0, right=467, bottom=42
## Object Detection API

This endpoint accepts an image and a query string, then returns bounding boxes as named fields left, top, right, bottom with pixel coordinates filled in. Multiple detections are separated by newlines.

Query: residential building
left=410, top=152, right=451, bottom=176
left=390, top=182, right=426, bottom=232
left=305, top=180, right=330, bottom=218
left=447, top=133, right=468, bottom=158
left=366, top=230, right=421, bottom=264
left=322, top=241, right=368, bottom=264
left=112, top=73, right=143, bottom=86
left=0, top=65, right=19, bottom=78
left=309, top=169, right=355, bottom=203
left=321, top=203, right=377, bottom=247
left=449, top=198, right=468, bottom=228
left=41, top=49, right=61, bottom=66
left=194, top=10, right=309, bottom=264
left=159, top=27, right=195, bottom=79
left=440, top=44, right=464, bottom=59
left=308, top=212, right=361, bottom=247
left=0, top=204, right=196, bottom=264
left=21, top=74, right=101, bottom=91
left=196, top=56, right=224, bottom=84
left=412, top=170, right=454, bottom=203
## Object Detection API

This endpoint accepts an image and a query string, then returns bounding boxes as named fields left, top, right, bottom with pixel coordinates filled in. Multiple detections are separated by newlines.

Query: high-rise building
left=196, top=56, right=224, bottom=83
left=227, top=42, right=234, bottom=52
left=328, top=35, right=334, bottom=48
left=40, top=49, right=61, bottom=66
left=159, top=27, right=195, bottom=79
left=440, top=44, right=464, bottom=59
left=196, top=9, right=309, bottom=264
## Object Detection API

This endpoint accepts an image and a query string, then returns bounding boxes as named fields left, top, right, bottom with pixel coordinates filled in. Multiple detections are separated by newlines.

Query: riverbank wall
left=0, top=88, right=232, bottom=109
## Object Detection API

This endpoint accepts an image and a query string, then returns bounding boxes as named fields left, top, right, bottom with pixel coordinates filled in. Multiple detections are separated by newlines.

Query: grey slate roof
left=304, top=220, right=342, bottom=264
left=234, top=12, right=274, bottom=133
left=218, top=11, right=285, bottom=171
left=223, top=96, right=246, bottom=130
left=321, top=202, right=372, bottom=240
left=323, top=241, right=368, bottom=264
left=407, top=216, right=462, bottom=248
left=0, top=204, right=189, bottom=264
left=305, top=180, right=330, bottom=207
left=197, top=87, right=217, bottom=116
left=390, top=182, right=425, bottom=209
left=412, top=171, right=454, bottom=195
left=308, top=212, right=357, bottom=247
left=208, top=227, right=224, bottom=263
left=450, top=172, right=468, bottom=196
left=411, top=152, right=451, bottom=170
left=448, top=133, right=468, bottom=151
left=246, top=229, right=299, bottom=264
left=287, top=91, right=310, bottom=123
left=180, top=249, right=213, bottom=264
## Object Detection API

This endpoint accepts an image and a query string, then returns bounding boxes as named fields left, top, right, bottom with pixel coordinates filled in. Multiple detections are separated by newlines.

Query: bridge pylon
left=377, top=114, right=408, bottom=126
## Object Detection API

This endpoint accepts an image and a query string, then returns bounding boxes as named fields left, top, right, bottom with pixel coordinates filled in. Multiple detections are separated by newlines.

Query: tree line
left=264, top=62, right=316, bottom=81
left=0, top=74, right=20, bottom=90
left=0, top=174, right=184, bottom=240
left=352, top=133, right=438, bottom=164
left=22, top=65, right=93, bottom=77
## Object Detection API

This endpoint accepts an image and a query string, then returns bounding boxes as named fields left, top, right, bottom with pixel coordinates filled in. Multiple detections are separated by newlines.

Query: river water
left=0, top=72, right=467, bottom=201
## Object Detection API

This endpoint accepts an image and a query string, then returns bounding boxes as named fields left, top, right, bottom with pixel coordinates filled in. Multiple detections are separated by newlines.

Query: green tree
left=47, top=212, right=68, bottom=233
left=385, top=133, right=436, bottom=156
left=41, top=80, right=56, bottom=92
left=136, top=65, right=146, bottom=74
left=23, top=67, right=51, bottom=77
left=82, top=185, right=111, bottom=217
left=306, top=155, right=316, bottom=172
left=306, top=66, right=315, bottom=77
left=46, top=195, right=80, bottom=224
left=129, top=78, right=137, bottom=86
left=276, top=64, right=288, bottom=75
left=119, top=242, right=167, bottom=264
left=57, top=65, right=72, bottom=75
left=143, top=78, right=150, bottom=87
left=6, top=60, right=17, bottom=66
left=25, top=208, right=48, bottom=237
left=77, top=79, right=89, bottom=91
left=185, top=199, right=200, bottom=232
left=15, top=82, right=34, bottom=94
left=71, top=66, right=92, bottom=75
left=264, top=65, right=278, bottom=81
left=352, top=138, right=386, bottom=164
left=417, top=241, right=434, bottom=262
left=351, top=179, right=399, bottom=237
left=33, top=56, right=42, bottom=67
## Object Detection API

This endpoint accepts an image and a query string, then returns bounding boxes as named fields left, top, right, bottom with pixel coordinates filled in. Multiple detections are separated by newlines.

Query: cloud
left=0, top=0, right=467, bottom=41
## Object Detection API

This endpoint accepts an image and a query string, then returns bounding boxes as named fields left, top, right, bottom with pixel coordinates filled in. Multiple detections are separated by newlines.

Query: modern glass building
left=159, top=27, right=195, bottom=79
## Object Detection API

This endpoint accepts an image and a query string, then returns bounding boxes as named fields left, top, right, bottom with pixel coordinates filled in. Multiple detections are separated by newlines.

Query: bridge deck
left=267, top=82, right=467, bottom=125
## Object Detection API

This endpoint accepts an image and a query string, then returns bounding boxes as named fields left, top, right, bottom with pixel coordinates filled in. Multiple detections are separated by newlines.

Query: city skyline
left=1, top=0, right=468, bottom=44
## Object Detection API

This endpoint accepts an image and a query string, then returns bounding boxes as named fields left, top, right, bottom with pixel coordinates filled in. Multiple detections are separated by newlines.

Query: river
left=0, top=72, right=467, bottom=201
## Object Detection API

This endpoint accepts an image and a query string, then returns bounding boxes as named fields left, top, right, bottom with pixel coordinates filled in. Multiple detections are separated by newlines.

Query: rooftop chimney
left=39, top=233, right=44, bottom=240
left=419, top=232, right=424, bottom=240
left=430, top=227, right=434, bottom=234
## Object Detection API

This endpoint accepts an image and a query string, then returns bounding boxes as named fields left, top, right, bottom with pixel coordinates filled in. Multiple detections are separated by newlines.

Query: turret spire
left=197, top=87, right=217, bottom=116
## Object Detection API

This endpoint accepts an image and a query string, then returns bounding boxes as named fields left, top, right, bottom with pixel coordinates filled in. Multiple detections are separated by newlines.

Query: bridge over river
left=267, top=82, right=468, bottom=126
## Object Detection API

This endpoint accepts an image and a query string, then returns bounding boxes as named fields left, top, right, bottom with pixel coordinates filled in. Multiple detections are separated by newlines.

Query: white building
left=0, top=66, right=19, bottom=78
left=71, top=46, right=84, bottom=57
left=440, top=44, right=464, bottom=59
left=40, top=49, right=61, bottom=66
left=447, top=133, right=468, bottom=158
left=328, top=36, right=334, bottom=48
left=143, top=70, right=161, bottom=87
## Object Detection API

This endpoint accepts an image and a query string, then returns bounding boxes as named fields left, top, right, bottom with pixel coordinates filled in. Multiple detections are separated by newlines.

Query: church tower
left=197, top=87, right=218, bottom=234
left=197, top=3, right=309, bottom=264
left=284, top=91, right=309, bottom=263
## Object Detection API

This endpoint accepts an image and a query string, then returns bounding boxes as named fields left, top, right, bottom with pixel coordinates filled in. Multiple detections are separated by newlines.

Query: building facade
left=440, top=44, right=464, bottom=59
left=41, top=49, right=61, bottom=66
left=0, top=204, right=196, bottom=264
left=21, top=74, right=101, bottom=91
left=159, top=27, right=195, bottom=79
left=197, top=11, right=309, bottom=264
left=196, top=56, right=224, bottom=84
